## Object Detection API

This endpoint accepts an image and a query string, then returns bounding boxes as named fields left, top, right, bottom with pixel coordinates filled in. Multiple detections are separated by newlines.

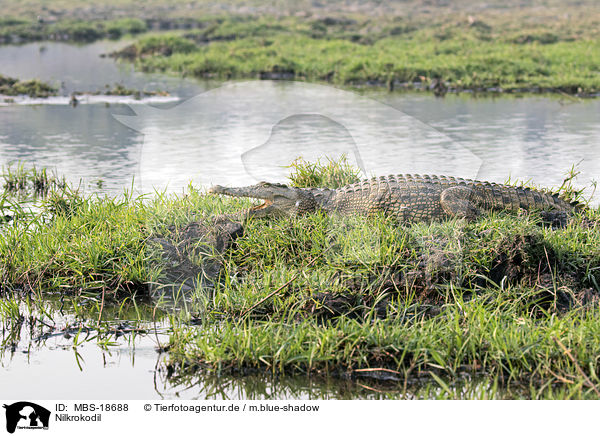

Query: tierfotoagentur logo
left=114, top=80, right=482, bottom=309
left=3, top=402, right=50, bottom=434
left=114, top=81, right=481, bottom=192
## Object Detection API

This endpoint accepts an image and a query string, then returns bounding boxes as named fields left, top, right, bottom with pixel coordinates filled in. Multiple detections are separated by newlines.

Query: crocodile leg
left=440, top=186, right=481, bottom=220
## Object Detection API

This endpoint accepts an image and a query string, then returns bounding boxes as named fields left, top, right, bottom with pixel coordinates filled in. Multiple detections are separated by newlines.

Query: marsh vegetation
left=2, top=0, right=600, bottom=95
left=1, top=160, right=600, bottom=398
left=0, top=74, right=57, bottom=98
left=113, top=13, right=600, bottom=95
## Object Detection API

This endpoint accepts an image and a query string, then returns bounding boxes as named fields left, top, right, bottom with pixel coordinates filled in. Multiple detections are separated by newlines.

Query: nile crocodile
left=209, top=174, right=581, bottom=224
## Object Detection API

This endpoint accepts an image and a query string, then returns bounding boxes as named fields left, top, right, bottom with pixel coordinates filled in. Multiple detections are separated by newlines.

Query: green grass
left=2, top=160, right=600, bottom=398
left=163, top=205, right=600, bottom=398
left=167, top=308, right=600, bottom=399
left=2, top=2, right=600, bottom=95
left=0, top=74, right=57, bottom=97
left=125, top=31, right=600, bottom=94
left=1, top=193, right=150, bottom=297
left=287, top=156, right=361, bottom=189
left=0, top=167, right=246, bottom=299
left=0, top=17, right=148, bottom=44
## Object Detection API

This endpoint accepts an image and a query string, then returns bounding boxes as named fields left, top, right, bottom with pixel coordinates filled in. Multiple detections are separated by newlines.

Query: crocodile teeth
left=251, top=199, right=273, bottom=210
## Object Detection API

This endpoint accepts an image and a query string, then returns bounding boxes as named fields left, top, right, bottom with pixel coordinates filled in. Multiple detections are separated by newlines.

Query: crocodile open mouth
left=250, top=199, right=272, bottom=210
left=208, top=185, right=274, bottom=211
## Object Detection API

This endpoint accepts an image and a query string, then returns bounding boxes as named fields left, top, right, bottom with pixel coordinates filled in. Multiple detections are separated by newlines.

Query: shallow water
left=0, top=299, right=413, bottom=400
left=1, top=328, right=170, bottom=399
left=0, top=40, right=203, bottom=97
left=0, top=299, right=503, bottom=400
left=1, top=40, right=600, bottom=400
left=1, top=42, right=599, bottom=201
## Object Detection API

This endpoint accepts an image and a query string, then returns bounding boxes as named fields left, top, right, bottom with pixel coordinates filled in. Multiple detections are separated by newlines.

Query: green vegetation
left=2, top=163, right=65, bottom=195
left=0, top=75, right=166, bottom=100
left=0, top=74, right=57, bottom=97
left=2, top=0, right=600, bottom=399
left=91, top=83, right=169, bottom=97
left=119, top=25, right=600, bottom=94
left=0, top=166, right=241, bottom=299
left=0, top=192, right=150, bottom=297
left=0, top=17, right=147, bottom=44
left=167, top=310, right=600, bottom=399
left=111, top=34, right=198, bottom=59
left=105, top=18, right=148, bottom=39
left=2, top=1, right=599, bottom=95
left=287, top=156, right=361, bottom=189
left=164, top=175, right=600, bottom=399
left=2, top=160, right=600, bottom=398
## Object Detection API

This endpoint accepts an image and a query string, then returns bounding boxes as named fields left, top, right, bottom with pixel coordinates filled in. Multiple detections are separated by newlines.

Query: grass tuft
left=287, top=155, right=361, bottom=189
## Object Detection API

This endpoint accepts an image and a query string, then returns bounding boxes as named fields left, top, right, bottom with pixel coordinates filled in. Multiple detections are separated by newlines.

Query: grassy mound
left=2, top=160, right=600, bottom=398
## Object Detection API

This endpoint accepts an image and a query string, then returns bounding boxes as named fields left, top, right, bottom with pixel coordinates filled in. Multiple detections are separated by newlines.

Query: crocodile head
left=208, top=181, right=319, bottom=219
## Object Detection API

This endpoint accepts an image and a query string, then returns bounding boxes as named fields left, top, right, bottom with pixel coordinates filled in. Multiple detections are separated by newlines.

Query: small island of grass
left=2, top=159, right=600, bottom=398
left=0, top=74, right=57, bottom=97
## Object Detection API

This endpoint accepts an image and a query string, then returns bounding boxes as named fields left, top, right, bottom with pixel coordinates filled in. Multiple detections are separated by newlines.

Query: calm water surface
left=1, top=41, right=599, bottom=400
left=1, top=42, right=598, bottom=200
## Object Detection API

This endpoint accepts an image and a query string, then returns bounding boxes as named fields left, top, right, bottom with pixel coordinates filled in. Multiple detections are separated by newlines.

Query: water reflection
left=0, top=104, right=143, bottom=193
left=0, top=296, right=171, bottom=399
left=0, top=41, right=203, bottom=97
left=385, top=94, right=600, bottom=199
left=1, top=42, right=599, bottom=203
left=159, top=364, right=521, bottom=400
left=161, top=371, right=392, bottom=400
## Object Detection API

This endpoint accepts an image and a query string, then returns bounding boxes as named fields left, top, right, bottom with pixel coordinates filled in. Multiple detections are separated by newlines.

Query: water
left=0, top=40, right=203, bottom=97
left=1, top=327, right=171, bottom=399
left=0, top=299, right=499, bottom=400
left=1, top=41, right=600, bottom=400
left=0, top=299, right=400, bottom=400
left=385, top=93, right=600, bottom=198
left=1, top=42, right=599, bottom=200
left=0, top=41, right=207, bottom=193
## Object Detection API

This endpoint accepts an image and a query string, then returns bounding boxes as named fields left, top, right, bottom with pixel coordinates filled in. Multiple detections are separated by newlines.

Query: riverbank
left=2, top=161, right=600, bottom=398
left=0, top=72, right=172, bottom=102
left=0, top=17, right=148, bottom=44
left=2, top=1, right=600, bottom=96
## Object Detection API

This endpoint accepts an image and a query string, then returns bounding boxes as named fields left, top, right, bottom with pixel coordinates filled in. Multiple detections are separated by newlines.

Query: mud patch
left=489, top=233, right=552, bottom=285
left=304, top=291, right=362, bottom=319
left=150, top=216, right=243, bottom=295
left=489, top=233, right=599, bottom=311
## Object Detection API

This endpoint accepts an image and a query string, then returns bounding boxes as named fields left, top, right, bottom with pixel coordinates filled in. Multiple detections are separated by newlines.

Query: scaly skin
left=209, top=175, right=579, bottom=223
